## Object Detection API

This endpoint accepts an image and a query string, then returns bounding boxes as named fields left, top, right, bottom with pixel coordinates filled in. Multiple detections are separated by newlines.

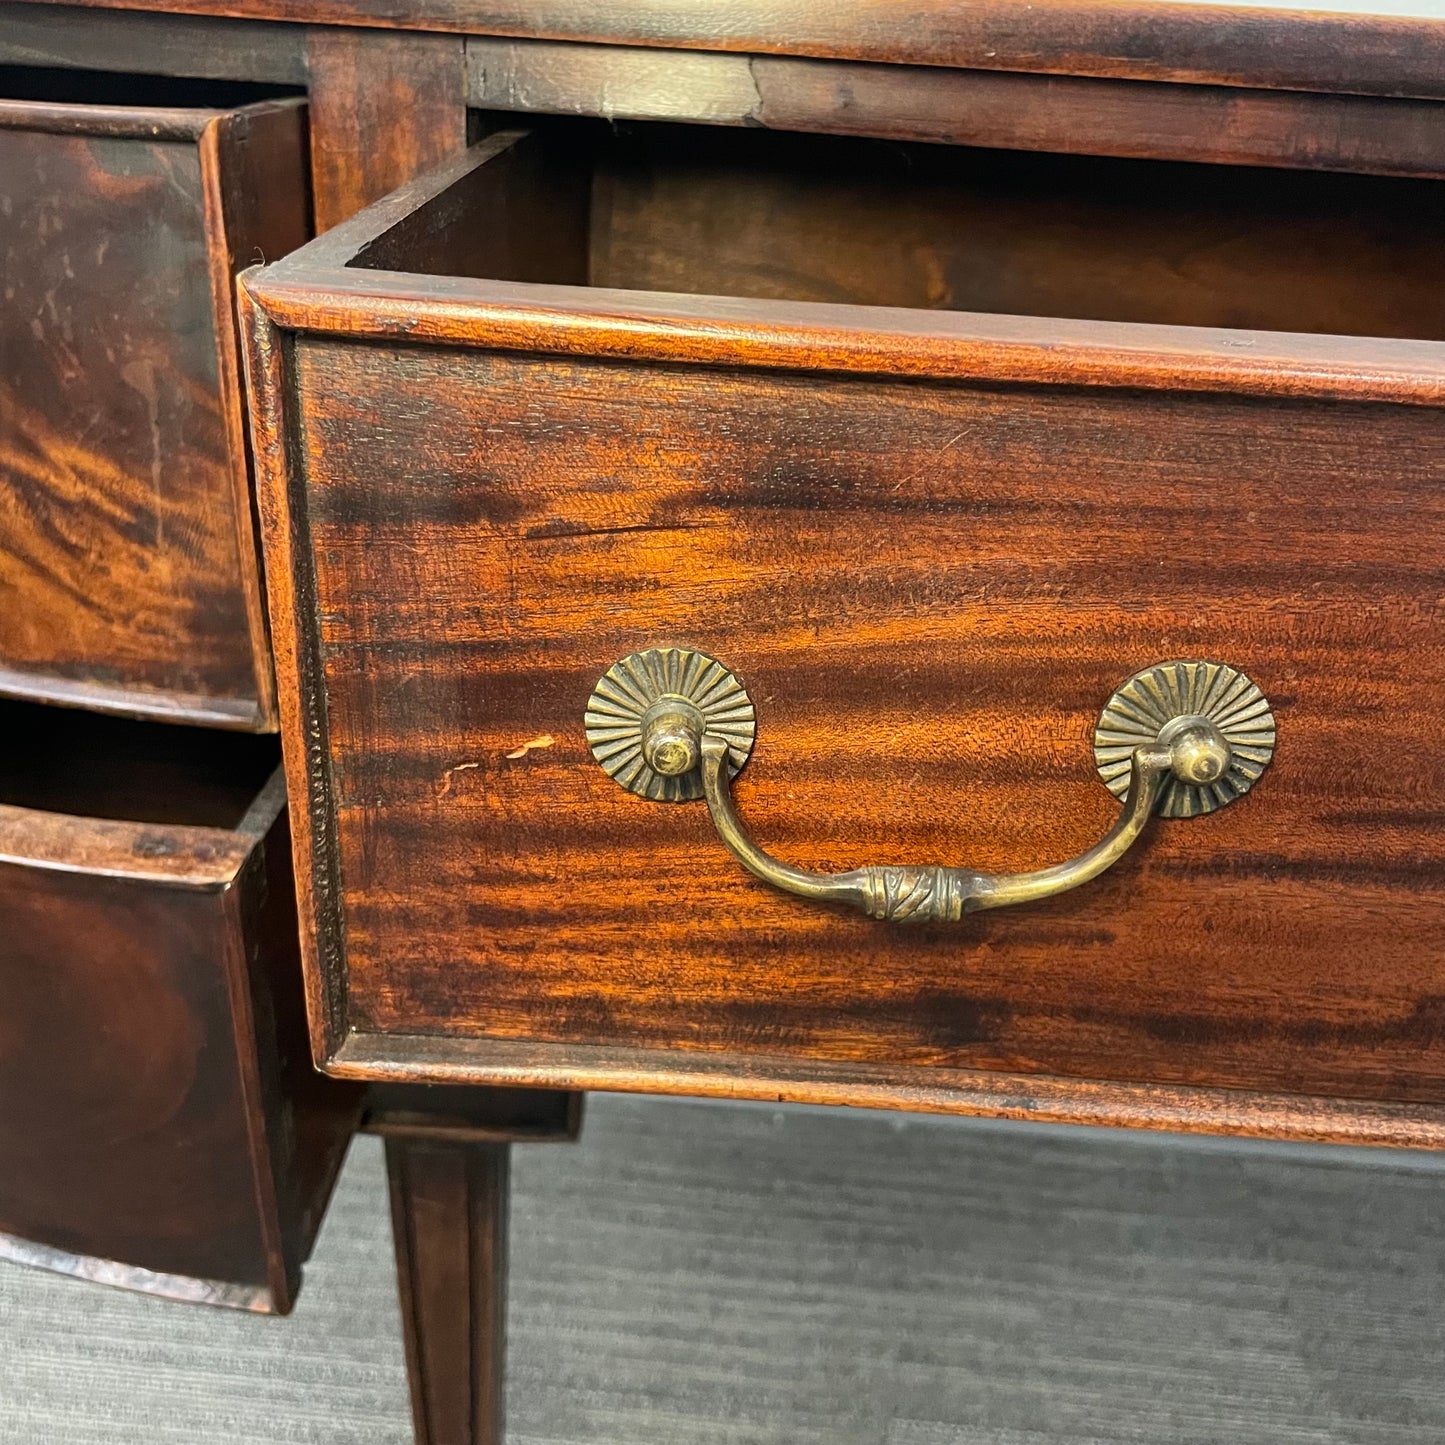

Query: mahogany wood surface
left=468, top=41, right=1445, bottom=180
left=243, top=133, right=1445, bottom=1132
left=8, top=6, right=1445, bottom=183
left=386, top=1137, right=510, bottom=1445
left=11, top=0, right=1445, bottom=101
left=0, top=88, right=307, bottom=728
left=338, top=1033, right=1445, bottom=1150
left=0, top=703, right=360, bottom=1312
left=306, top=27, right=469, bottom=232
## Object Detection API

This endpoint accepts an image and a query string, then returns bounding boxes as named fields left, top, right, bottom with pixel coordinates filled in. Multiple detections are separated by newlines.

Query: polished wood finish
left=243, top=131, right=1445, bottom=1137
left=0, top=701, right=360, bottom=1312
left=386, top=1138, right=509, bottom=1445
left=468, top=41, right=1445, bottom=180
left=0, top=88, right=307, bottom=728
left=306, top=27, right=469, bottom=231
left=13, top=0, right=1445, bottom=101
left=338, top=1034, right=1445, bottom=1150
left=4, top=10, right=1445, bottom=1445
left=9, top=4, right=1444, bottom=184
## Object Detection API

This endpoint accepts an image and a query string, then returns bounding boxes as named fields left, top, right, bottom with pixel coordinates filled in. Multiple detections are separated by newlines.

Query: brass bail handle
left=585, top=651, right=1275, bottom=923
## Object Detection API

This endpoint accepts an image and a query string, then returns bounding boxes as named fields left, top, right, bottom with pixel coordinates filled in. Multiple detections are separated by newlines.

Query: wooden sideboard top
left=7, top=0, right=1445, bottom=100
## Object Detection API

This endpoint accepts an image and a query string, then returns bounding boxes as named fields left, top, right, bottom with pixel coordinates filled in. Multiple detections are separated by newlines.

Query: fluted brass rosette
left=587, top=652, right=1274, bottom=922
left=584, top=647, right=755, bottom=803
left=1094, top=660, right=1275, bottom=818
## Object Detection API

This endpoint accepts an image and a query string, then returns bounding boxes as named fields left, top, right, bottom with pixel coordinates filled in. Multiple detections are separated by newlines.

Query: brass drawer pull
left=586, top=651, right=1274, bottom=923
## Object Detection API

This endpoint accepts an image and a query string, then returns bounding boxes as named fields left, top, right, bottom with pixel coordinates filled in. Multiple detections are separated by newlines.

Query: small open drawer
left=0, top=71, right=309, bottom=730
left=0, top=701, right=357, bottom=1312
left=242, top=123, right=1445, bottom=1145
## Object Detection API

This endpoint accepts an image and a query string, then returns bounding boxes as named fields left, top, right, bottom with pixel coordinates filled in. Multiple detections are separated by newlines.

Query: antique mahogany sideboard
left=3, top=2, right=1444, bottom=1441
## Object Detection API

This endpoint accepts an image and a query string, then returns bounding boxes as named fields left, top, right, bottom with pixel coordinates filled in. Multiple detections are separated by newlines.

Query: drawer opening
left=352, top=122, right=1445, bottom=342
left=0, top=64, right=300, bottom=111
left=0, top=699, right=280, bottom=830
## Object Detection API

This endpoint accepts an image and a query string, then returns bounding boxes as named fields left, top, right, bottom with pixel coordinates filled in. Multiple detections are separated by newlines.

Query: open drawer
left=241, top=123, right=1445, bottom=1145
left=0, top=72, right=309, bottom=729
left=0, top=701, right=357, bottom=1312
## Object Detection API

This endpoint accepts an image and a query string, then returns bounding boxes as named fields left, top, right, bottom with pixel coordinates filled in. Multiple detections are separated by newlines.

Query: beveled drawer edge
left=0, top=665, right=268, bottom=732
left=0, top=1229, right=276, bottom=1312
left=245, top=267, right=1445, bottom=410
left=0, top=768, right=285, bottom=889
left=0, top=95, right=219, bottom=139
left=243, top=128, right=1445, bottom=409
left=330, top=1032, right=1445, bottom=1152
left=0, top=806, right=252, bottom=888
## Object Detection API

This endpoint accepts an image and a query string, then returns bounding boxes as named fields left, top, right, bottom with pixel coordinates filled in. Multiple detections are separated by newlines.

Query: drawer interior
left=353, top=122, right=1445, bottom=340
left=0, top=699, right=279, bottom=829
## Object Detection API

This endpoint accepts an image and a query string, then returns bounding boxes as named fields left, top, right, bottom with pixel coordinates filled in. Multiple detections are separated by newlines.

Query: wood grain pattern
left=468, top=40, right=1445, bottom=180
left=244, top=131, right=1445, bottom=1128
left=0, top=705, right=360, bottom=1311
left=11, top=0, right=1445, bottom=101
left=290, top=338, right=1445, bottom=1107
left=306, top=27, right=469, bottom=231
left=0, top=96, right=306, bottom=727
left=386, top=1138, right=509, bottom=1445
left=201, top=100, right=312, bottom=728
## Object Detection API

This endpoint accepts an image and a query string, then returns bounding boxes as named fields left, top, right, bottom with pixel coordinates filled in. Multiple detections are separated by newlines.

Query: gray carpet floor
left=1, top=1094, right=1442, bottom=1444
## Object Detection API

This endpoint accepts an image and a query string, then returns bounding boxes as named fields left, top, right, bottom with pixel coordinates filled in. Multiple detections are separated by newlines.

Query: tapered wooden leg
left=385, top=1138, right=509, bottom=1445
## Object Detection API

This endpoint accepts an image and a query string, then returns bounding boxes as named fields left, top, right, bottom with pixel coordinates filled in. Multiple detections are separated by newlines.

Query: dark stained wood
left=0, top=2, right=307, bottom=83
left=253, top=129, right=1445, bottom=401
left=339, top=1034, right=1445, bottom=1151
left=350, top=129, right=589, bottom=286
left=306, top=27, right=469, bottom=231
left=237, top=281, right=348, bottom=1062
left=11, top=0, right=1445, bottom=102
left=0, top=94, right=307, bottom=728
left=370, top=1085, right=580, bottom=1442
left=386, top=1137, right=509, bottom=1445
left=365, top=1084, right=583, bottom=1144
left=201, top=99, right=312, bottom=725
left=243, top=133, right=1445, bottom=1130
left=585, top=127, right=1445, bottom=337
left=468, top=39, right=1445, bottom=180
left=0, top=703, right=360, bottom=1311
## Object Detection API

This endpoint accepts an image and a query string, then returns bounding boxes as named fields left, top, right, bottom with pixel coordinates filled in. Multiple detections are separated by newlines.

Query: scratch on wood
left=894, top=428, right=974, bottom=489
left=437, top=760, right=481, bottom=797
left=505, top=734, right=556, bottom=760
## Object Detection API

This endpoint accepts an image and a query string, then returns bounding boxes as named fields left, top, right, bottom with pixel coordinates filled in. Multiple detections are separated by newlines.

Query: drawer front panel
left=0, top=707, right=357, bottom=1311
left=290, top=333, right=1445, bottom=1103
left=0, top=862, right=272, bottom=1287
left=0, top=101, right=306, bottom=728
